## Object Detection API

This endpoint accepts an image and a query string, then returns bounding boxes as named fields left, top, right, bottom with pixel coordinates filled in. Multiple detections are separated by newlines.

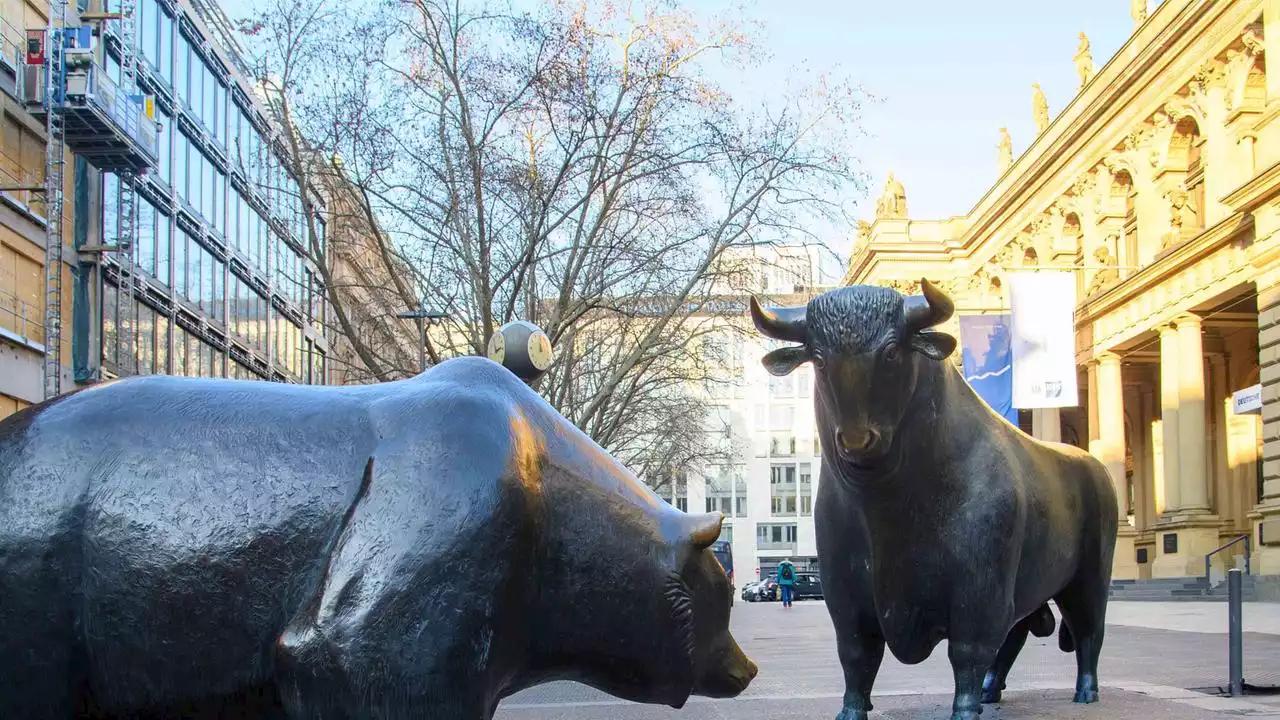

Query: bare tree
left=237, top=0, right=863, bottom=489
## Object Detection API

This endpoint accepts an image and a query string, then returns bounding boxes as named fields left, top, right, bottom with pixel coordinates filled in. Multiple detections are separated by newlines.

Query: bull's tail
left=1058, top=617, right=1075, bottom=653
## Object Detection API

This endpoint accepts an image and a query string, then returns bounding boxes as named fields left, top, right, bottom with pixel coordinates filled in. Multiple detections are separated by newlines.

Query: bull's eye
left=811, top=352, right=825, bottom=369
left=883, top=343, right=901, bottom=362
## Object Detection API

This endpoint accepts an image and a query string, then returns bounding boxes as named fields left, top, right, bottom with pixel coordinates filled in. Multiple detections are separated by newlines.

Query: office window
left=770, top=464, right=797, bottom=515
left=155, top=212, right=170, bottom=286
left=175, top=35, right=189, bottom=103
left=185, top=233, right=200, bottom=305
left=102, top=174, right=118, bottom=247
left=158, top=106, right=171, bottom=185
left=200, top=246, right=214, bottom=313
left=102, top=282, right=118, bottom=365
left=159, top=10, right=173, bottom=84
left=173, top=131, right=188, bottom=203
left=139, top=0, right=157, bottom=66
left=800, top=463, right=813, bottom=516
left=204, top=65, right=216, bottom=132
left=798, top=368, right=812, bottom=398
left=106, top=53, right=120, bottom=85
left=137, top=303, right=154, bottom=375
left=214, top=176, right=225, bottom=233
left=190, top=46, right=203, bottom=111
left=202, top=153, right=214, bottom=221
left=155, top=313, right=169, bottom=374
left=212, top=255, right=223, bottom=323
left=770, top=404, right=794, bottom=431
left=137, top=199, right=155, bottom=277
left=173, top=227, right=186, bottom=297
left=173, top=327, right=186, bottom=376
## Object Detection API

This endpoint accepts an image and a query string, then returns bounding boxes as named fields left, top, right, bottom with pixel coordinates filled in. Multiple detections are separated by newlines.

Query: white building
left=665, top=244, right=842, bottom=584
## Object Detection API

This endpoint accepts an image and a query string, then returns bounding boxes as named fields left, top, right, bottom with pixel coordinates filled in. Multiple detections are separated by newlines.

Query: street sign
left=1232, top=383, right=1262, bottom=415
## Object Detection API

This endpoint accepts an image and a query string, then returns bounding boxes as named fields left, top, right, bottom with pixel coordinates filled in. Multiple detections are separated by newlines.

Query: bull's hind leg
left=980, top=603, right=1054, bottom=704
left=1054, top=576, right=1108, bottom=704
left=980, top=622, right=1027, bottom=704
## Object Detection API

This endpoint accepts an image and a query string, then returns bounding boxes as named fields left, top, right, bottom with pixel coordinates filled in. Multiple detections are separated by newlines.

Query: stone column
left=1177, top=314, right=1211, bottom=513
left=1096, top=354, right=1139, bottom=579
left=1159, top=324, right=1182, bottom=513
left=1210, top=355, right=1231, bottom=524
left=1153, top=315, right=1223, bottom=578
left=1032, top=408, right=1061, bottom=443
left=1141, top=387, right=1158, bottom=525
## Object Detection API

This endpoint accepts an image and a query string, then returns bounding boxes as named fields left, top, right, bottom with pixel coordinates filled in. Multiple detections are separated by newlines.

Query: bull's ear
left=762, top=346, right=808, bottom=376
left=689, top=512, right=724, bottom=549
left=911, top=330, right=957, bottom=361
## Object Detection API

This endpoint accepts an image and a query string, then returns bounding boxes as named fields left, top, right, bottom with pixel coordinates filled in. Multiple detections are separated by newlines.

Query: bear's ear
left=688, top=512, right=724, bottom=549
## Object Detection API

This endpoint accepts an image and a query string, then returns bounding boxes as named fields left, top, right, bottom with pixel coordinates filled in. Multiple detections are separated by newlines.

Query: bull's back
left=1007, top=432, right=1117, bottom=609
left=0, top=376, right=382, bottom=711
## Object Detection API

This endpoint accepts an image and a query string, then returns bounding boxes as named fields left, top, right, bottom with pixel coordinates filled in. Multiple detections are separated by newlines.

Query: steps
left=1109, top=575, right=1259, bottom=602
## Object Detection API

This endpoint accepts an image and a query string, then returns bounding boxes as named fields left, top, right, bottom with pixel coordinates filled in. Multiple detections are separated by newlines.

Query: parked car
left=755, top=577, right=780, bottom=602
left=740, top=580, right=761, bottom=602
left=792, top=572, right=823, bottom=600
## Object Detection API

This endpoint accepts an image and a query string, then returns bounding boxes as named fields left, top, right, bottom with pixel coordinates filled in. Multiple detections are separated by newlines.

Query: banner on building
left=1008, top=271, right=1078, bottom=409
left=958, top=314, right=1018, bottom=425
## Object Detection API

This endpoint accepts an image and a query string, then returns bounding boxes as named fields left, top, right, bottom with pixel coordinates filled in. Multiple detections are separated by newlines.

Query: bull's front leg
left=833, top=627, right=885, bottom=720
left=947, top=633, right=1006, bottom=720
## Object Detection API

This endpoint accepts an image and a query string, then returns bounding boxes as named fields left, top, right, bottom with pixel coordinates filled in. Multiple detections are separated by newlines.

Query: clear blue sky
left=708, top=0, right=1145, bottom=231
left=219, top=0, right=1146, bottom=253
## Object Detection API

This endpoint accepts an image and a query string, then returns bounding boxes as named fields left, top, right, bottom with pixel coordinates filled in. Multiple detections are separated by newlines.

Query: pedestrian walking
left=777, top=559, right=797, bottom=608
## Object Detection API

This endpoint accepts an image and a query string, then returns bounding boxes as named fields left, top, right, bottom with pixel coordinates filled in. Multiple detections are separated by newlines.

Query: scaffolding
left=24, top=0, right=155, bottom=398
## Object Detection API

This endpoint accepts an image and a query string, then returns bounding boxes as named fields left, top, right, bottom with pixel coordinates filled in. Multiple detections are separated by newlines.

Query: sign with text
left=1009, top=271, right=1078, bottom=409
left=1233, top=384, right=1262, bottom=415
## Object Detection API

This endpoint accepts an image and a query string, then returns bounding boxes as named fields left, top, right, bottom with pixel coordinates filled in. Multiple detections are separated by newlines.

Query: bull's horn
left=689, top=512, right=724, bottom=549
left=749, top=296, right=807, bottom=344
left=903, top=277, right=954, bottom=333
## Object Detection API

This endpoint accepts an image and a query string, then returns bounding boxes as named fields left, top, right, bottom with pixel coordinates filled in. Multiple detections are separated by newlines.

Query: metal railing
left=1205, top=534, right=1251, bottom=591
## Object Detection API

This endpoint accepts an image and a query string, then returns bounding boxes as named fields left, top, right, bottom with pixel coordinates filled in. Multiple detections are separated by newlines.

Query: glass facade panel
left=137, top=199, right=155, bottom=277
left=158, top=106, right=171, bottom=185
left=159, top=10, right=173, bottom=84
left=155, top=213, right=170, bottom=286
left=176, top=35, right=189, bottom=103
left=90, top=7, right=327, bottom=387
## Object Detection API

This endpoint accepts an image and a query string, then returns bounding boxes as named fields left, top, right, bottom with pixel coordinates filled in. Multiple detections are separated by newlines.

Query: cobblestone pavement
left=494, top=600, right=1280, bottom=719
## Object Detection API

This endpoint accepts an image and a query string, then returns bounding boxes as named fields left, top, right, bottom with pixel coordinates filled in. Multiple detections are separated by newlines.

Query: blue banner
left=958, top=314, right=1018, bottom=425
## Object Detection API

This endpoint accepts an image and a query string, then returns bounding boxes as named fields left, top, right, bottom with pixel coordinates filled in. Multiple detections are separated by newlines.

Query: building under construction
left=1, top=0, right=334, bottom=421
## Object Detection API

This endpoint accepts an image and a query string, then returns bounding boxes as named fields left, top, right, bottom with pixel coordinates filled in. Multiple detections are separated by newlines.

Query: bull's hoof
left=835, top=708, right=869, bottom=720
left=980, top=671, right=1003, bottom=704
left=950, top=710, right=983, bottom=720
left=1073, top=689, right=1099, bottom=704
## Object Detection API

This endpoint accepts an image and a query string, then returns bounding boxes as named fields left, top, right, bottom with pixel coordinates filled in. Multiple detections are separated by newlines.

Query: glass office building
left=81, top=0, right=328, bottom=385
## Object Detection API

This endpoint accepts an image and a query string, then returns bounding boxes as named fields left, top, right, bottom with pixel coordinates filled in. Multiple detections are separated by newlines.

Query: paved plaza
left=495, top=600, right=1280, bottom=719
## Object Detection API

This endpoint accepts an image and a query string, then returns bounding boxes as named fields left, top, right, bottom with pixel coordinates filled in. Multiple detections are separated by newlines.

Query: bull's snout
left=836, top=427, right=879, bottom=455
left=693, top=640, right=758, bottom=698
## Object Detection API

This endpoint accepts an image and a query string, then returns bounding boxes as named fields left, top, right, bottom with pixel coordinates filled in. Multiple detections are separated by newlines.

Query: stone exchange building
left=849, top=0, right=1280, bottom=582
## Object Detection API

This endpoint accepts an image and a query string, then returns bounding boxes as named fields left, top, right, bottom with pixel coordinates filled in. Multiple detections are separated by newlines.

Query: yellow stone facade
left=847, top=0, right=1280, bottom=581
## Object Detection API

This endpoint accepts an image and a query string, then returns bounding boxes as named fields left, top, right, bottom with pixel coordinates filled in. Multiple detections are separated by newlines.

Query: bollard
left=1229, top=568, right=1243, bottom=696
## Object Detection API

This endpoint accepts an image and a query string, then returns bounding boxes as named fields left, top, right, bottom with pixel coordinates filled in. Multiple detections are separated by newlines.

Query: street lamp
left=396, top=306, right=449, bottom=373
